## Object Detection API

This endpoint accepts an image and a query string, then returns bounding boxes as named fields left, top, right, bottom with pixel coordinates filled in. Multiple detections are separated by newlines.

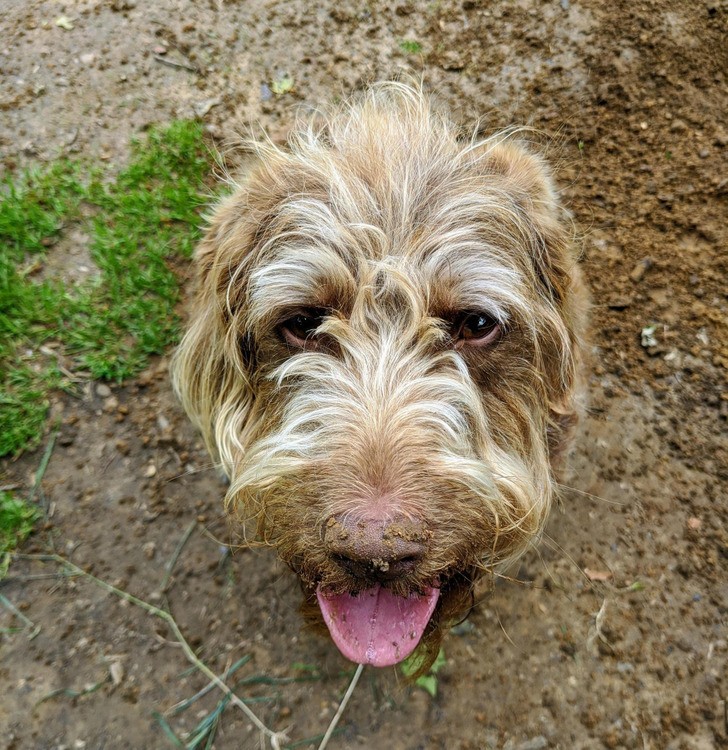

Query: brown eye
left=455, top=312, right=502, bottom=347
left=279, top=308, right=327, bottom=348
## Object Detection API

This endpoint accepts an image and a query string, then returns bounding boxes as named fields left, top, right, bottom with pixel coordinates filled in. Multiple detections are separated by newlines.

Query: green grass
left=0, top=121, right=210, bottom=456
left=399, top=39, right=423, bottom=55
left=0, top=490, right=40, bottom=575
left=401, top=647, right=446, bottom=696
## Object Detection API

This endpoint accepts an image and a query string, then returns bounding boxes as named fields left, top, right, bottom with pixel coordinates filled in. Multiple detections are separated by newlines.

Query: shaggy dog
left=172, top=83, right=587, bottom=671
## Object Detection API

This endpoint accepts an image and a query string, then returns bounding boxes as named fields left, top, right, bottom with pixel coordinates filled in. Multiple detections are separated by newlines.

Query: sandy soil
left=1, top=1, right=726, bottom=748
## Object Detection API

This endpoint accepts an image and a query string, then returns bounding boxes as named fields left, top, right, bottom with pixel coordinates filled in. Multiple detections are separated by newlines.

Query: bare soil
left=1, top=1, right=726, bottom=749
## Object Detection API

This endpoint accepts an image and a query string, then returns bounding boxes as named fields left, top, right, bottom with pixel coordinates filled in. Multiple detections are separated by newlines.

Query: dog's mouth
left=315, top=584, right=440, bottom=667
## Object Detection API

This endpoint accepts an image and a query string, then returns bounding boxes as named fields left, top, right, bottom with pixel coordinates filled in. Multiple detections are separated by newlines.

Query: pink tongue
left=316, top=585, right=439, bottom=667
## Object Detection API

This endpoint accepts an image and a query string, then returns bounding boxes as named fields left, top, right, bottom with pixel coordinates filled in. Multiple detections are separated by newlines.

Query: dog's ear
left=171, top=186, right=265, bottom=475
left=475, top=140, right=588, bottom=467
left=478, top=140, right=577, bottom=307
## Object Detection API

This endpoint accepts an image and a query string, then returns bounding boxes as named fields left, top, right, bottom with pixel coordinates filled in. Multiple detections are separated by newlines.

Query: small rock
left=440, top=51, right=465, bottom=71
left=137, top=370, right=153, bottom=387
left=55, top=15, right=74, bottom=30
left=59, top=430, right=76, bottom=447
left=641, top=325, right=658, bottom=348
left=96, top=383, right=112, bottom=398
left=142, top=541, right=156, bottom=559
left=103, top=396, right=119, bottom=413
left=630, top=257, right=653, bottom=282
left=109, top=660, right=124, bottom=686
left=194, top=97, right=221, bottom=118
left=144, top=464, right=157, bottom=478
left=79, top=52, right=95, bottom=65
left=517, top=738, right=548, bottom=750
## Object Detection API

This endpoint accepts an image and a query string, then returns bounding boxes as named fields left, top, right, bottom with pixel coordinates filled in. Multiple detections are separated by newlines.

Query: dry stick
left=587, top=598, right=609, bottom=654
left=153, top=55, right=199, bottom=73
left=21, top=554, right=288, bottom=749
left=166, top=654, right=235, bottom=716
left=0, top=593, right=40, bottom=639
left=317, top=663, right=364, bottom=750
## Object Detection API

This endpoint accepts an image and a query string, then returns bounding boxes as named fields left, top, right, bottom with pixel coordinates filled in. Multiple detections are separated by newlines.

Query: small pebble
left=630, top=257, right=653, bottom=282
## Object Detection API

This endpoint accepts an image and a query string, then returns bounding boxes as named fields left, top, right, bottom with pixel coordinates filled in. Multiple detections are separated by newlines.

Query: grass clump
left=0, top=491, right=40, bottom=576
left=398, top=39, right=423, bottom=54
left=0, top=121, right=210, bottom=456
left=401, top=647, right=446, bottom=696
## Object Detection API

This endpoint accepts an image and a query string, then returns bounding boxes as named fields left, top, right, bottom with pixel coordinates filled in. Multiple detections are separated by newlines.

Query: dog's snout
left=324, top=513, right=430, bottom=582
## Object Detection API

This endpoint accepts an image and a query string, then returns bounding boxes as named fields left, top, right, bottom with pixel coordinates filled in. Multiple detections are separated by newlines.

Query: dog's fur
left=172, top=83, right=587, bottom=670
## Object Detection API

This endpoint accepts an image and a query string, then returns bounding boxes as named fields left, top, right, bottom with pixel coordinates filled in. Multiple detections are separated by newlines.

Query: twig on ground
left=161, top=520, right=197, bottom=592
left=1, top=572, right=81, bottom=583
left=20, top=554, right=289, bottom=749
left=154, top=55, right=199, bottom=73
left=0, top=593, right=40, bottom=639
left=317, top=663, right=364, bottom=750
left=166, top=654, right=250, bottom=716
left=587, top=598, right=609, bottom=654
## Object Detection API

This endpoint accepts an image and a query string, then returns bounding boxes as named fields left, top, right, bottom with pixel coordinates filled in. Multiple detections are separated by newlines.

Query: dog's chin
left=298, top=570, right=477, bottom=673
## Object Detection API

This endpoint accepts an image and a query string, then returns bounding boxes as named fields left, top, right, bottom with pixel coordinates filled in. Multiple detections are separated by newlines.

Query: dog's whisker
left=554, top=481, right=624, bottom=507
left=163, top=462, right=225, bottom=482
left=539, top=532, right=590, bottom=583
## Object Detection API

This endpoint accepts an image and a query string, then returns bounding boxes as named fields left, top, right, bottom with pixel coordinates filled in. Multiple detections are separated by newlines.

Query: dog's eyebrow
left=418, top=242, right=528, bottom=325
left=247, top=244, right=357, bottom=328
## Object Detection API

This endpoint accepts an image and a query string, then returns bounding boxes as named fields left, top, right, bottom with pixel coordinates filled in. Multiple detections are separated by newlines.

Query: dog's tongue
left=316, top=585, right=439, bottom=667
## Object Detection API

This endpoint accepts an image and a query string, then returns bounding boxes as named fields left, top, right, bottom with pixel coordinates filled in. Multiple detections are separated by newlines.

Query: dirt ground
left=1, top=1, right=726, bottom=748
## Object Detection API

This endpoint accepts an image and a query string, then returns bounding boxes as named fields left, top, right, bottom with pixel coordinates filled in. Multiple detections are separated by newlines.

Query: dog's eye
left=279, top=308, right=327, bottom=349
left=455, top=312, right=502, bottom=347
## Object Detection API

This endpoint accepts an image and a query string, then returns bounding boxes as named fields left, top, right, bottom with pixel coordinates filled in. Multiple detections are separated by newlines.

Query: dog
left=171, top=83, right=587, bottom=672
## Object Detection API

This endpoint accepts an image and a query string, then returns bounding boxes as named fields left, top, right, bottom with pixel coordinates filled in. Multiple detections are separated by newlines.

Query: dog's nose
left=323, top=513, right=430, bottom=582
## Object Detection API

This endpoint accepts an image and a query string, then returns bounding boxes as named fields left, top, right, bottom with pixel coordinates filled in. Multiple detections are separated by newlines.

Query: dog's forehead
left=243, top=136, right=541, bottom=325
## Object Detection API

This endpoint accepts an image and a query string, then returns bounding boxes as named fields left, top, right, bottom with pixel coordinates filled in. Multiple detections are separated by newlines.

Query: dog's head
left=172, top=83, right=586, bottom=670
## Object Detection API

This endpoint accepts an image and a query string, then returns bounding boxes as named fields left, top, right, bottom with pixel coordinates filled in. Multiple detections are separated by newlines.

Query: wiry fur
left=172, top=83, right=588, bottom=670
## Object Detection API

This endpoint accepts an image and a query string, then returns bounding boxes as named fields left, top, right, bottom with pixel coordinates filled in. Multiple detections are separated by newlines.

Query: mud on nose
left=323, top=513, right=431, bottom=583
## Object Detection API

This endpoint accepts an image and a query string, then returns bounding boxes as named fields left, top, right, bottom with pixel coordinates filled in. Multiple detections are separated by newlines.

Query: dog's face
left=173, top=85, right=586, bottom=670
